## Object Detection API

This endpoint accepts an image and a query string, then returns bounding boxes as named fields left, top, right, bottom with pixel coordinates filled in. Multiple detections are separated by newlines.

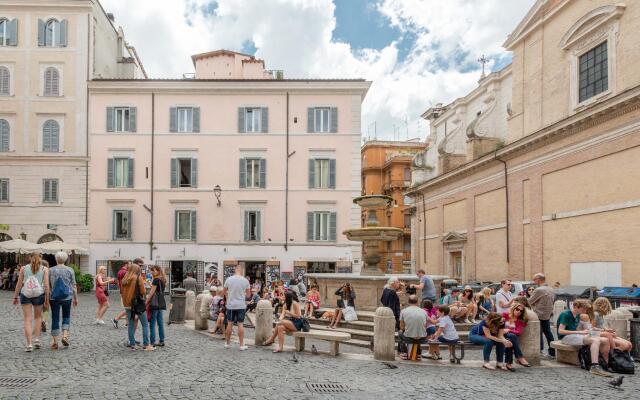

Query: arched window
left=44, top=19, right=60, bottom=47
left=43, top=67, right=59, bottom=97
left=42, top=120, right=59, bottom=152
left=0, top=119, right=9, bottom=152
left=0, top=233, right=13, bottom=242
left=37, top=233, right=62, bottom=244
left=0, top=66, right=9, bottom=95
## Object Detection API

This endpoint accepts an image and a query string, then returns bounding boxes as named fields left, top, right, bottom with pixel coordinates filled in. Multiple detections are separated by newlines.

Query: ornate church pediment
left=466, top=94, right=497, bottom=139
left=559, top=4, right=626, bottom=50
left=442, top=231, right=467, bottom=243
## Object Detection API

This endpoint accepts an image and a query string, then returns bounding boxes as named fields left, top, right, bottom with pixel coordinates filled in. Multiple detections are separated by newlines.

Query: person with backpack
left=146, top=265, right=167, bottom=347
left=12, top=252, right=49, bottom=352
left=48, top=251, right=78, bottom=350
left=121, top=263, right=153, bottom=351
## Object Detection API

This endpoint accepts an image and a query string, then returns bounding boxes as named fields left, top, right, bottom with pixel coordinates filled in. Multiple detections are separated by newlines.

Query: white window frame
left=313, top=211, right=330, bottom=241
left=39, top=64, right=63, bottom=97
left=42, top=178, right=58, bottom=203
left=177, top=107, right=194, bottom=133
left=314, top=107, right=330, bottom=133
left=178, top=158, right=193, bottom=187
left=245, top=158, right=261, bottom=188
left=0, top=19, right=7, bottom=46
left=38, top=116, right=64, bottom=153
left=44, top=19, right=60, bottom=47
left=114, top=107, right=130, bottom=132
left=113, top=210, right=131, bottom=241
left=314, top=159, right=330, bottom=189
left=245, top=210, right=261, bottom=241
left=244, top=108, right=262, bottom=133
left=175, top=210, right=194, bottom=241
left=113, top=158, right=130, bottom=188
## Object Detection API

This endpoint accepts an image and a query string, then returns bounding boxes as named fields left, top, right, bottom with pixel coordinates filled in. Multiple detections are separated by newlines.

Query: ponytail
left=29, top=253, right=42, bottom=274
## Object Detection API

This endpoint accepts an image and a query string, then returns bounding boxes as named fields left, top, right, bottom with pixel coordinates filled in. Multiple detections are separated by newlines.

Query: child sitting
left=428, top=305, right=460, bottom=362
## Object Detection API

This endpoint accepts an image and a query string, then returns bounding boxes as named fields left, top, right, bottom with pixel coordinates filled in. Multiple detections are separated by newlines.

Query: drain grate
left=306, top=383, right=350, bottom=393
left=0, top=377, right=43, bottom=389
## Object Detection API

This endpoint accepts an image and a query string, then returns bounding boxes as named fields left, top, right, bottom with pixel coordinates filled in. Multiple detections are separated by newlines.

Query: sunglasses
left=514, top=308, right=524, bottom=312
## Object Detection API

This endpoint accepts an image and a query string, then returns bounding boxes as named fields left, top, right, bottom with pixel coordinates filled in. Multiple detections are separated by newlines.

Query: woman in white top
left=12, top=252, right=49, bottom=352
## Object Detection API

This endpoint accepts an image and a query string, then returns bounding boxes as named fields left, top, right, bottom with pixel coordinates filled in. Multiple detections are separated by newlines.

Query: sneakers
left=239, top=345, right=249, bottom=351
left=590, top=365, right=613, bottom=377
left=224, top=343, right=231, bottom=349
left=97, top=320, right=105, bottom=325
left=33, top=339, right=41, bottom=350
left=24, top=345, right=33, bottom=352
left=111, top=318, right=118, bottom=329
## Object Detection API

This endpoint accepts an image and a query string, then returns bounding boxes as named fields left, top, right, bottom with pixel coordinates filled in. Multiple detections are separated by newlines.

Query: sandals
left=505, top=365, right=516, bottom=372
left=50, top=342, right=58, bottom=350
left=399, top=353, right=408, bottom=360
left=262, top=340, right=274, bottom=346
left=431, top=353, right=441, bottom=361
left=61, top=332, right=70, bottom=347
left=517, top=359, right=531, bottom=367
left=497, top=364, right=508, bottom=371
left=33, top=339, right=41, bottom=350
left=24, top=345, right=33, bottom=353
left=272, top=348, right=283, bottom=353
left=482, top=363, right=495, bottom=370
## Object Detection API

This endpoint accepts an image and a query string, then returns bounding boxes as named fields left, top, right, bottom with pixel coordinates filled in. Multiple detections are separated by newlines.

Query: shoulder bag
left=131, top=275, right=147, bottom=315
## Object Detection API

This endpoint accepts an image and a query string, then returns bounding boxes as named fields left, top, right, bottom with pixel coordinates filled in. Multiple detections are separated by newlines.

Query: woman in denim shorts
left=13, top=252, right=49, bottom=352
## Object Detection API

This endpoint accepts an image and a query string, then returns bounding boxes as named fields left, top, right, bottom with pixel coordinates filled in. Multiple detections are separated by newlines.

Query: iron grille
left=306, top=383, right=350, bottom=393
left=0, top=376, right=43, bottom=388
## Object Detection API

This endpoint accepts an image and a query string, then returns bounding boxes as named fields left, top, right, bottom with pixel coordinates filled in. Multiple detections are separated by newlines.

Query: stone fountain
left=343, top=195, right=403, bottom=276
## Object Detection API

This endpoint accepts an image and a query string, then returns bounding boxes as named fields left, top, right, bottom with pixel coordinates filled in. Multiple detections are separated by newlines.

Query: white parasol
left=0, top=239, right=41, bottom=254
left=38, top=240, right=89, bottom=256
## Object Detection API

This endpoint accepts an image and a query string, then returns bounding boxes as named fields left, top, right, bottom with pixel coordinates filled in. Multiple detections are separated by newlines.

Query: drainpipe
left=420, top=193, right=427, bottom=265
left=495, top=152, right=510, bottom=264
left=284, top=92, right=290, bottom=251
left=150, top=92, right=155, bottom=260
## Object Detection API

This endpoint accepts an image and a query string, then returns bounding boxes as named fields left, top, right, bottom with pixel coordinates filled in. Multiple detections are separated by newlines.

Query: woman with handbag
left=94, top=266, right=115, bottom=325
left=262, top=291, right=303, bottom=352
left=12, top=252, right=49, bottom=352
left=146, top=265, right=167, bottom=347
left=121, top=263, right=153, bottom=351
left=328, top=282, right=356, bottom=329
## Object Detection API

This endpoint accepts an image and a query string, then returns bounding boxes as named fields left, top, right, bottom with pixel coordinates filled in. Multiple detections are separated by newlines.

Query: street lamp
left=214, top=185, right=222, bottom=207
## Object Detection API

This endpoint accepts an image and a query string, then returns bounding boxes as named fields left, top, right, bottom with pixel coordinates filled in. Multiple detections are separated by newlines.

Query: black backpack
left=608, top=349, right=635, bottom=374
left=578, top=345, right=609, bottom=371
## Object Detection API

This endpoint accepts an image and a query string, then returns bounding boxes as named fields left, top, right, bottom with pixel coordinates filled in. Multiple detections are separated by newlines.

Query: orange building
left=361, top=140, right=427, bottom=273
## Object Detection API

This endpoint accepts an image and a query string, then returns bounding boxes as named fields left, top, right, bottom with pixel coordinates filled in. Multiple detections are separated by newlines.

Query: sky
left=100, top=0, right=536, bottom=140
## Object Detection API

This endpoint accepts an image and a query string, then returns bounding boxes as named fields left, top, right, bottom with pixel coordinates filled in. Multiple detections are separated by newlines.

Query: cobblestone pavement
left=0, top=291, right=638, bottom=400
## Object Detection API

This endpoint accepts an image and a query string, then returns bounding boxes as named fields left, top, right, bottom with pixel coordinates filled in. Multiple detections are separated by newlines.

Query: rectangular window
left=314, top=108, right=330, bottom=133
left=314, top=212, right=329, bottom=241
left=115, top=107, right=130, bottom=132
left=113, top=210, right=131, bottom=240
left=404, top=214, right=411, bottom=228
left=43, top=179, right=58, bottom=203
left=314, top=159, right=330, bottom=188
left=579, top=41, right=608, bottom=103
left=0, top=178, right=8, bottom=202
left=171, top=158, right=197, bottom=188
left=245, top=211, right=261, bottom=241
left=179, top=159, right=192, bottom=187
left=244, top=108, right=262, bottom=133
left=245, top=158, right=261, bottom=188
left=114, top=158, right=130, bottom=188
left=177, top=107, right=193, bottom=132
left=175, top=210, right=196, bottom=241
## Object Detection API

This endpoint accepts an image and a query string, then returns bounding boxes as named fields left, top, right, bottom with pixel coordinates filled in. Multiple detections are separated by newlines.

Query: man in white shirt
left=495, top=279, right=514, bottom=314
left=223, top=266, right=251, bottom=350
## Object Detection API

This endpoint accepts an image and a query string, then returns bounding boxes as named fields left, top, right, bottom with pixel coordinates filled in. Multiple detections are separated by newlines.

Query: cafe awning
left=38, top=241, right=89, bottom=256
left=0, top=239, right=40, bottom=254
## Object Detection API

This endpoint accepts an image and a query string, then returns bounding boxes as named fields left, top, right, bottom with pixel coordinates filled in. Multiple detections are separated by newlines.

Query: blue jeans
left=540, top=319, right=555, bottom=356
left=126, top=309, right=150, bottom=347
left=469, top=333, right=505, bottom=362
left=150, top=309, right=165, bottom=344
left=504, top=332, right=524, bottom=364
left=50, top=299, right=72, bottom=337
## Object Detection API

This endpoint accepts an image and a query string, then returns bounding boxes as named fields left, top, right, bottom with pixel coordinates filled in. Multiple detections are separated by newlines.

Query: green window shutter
left=329, top=212, right=337, bottom=241
left=261, top=107, right=268, bottom=133
left=190, top=158, right=198, bottom=188
left=259, top=159, right=266, bottom=189
left=243, top=211, right=250, bottom=241
left=107, top=158, right=114, bottom=187
left=0, top=119, right=9, bottom=151
left=37, top=19, right=45, bottom=46
left=329, top=159, right=336, bottom=189
left=42, top=179, right=47, bottom=202
left=106, top=107, right=114, bottom=132
left=111, top=211, right=116, bottom=240
left=170, top=159, right=178, bottom=188
left=307, top=212, right=314, bottom=241
left=169, top=107, right=178, bottom=132
left=51, top=180, right=58, bottom=202
left=0, top=179, right=8, bottom=201
left=239, top=158, right=246, bottom=188
left=238, top=107, right=246, bottom=133
left=307, top=108, right=314, bottom=133
left=8, top=19, right=18, bottom=46
left=126, top=210, right=132, bottom=239
left=127, top=158, right=134, bottom=188
left=129, top=107, right=137, bottom=132
left=174, top=211, right=178, bottom=241
left=330, top=107, right=338, bottom=133
left=308, top=159, right=315, bottom=189
left=256, top=211, right=262, bottom=241
left=190, top=210, right=197, bottom=241
left=59, top=20, right=68, bottom=47
left=192, top=107, right=200, bottom=132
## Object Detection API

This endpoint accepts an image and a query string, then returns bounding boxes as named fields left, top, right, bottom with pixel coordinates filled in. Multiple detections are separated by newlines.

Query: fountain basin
left=353, top=195, right=393, bottom=209
left=343, top=227, right=404, bottom=242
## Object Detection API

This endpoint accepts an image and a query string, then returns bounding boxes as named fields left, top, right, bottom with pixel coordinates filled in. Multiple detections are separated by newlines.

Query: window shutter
left=307, top=108, right=314, bottom=133
left=261, top=107, right=268, bottom=133
left=44, top=68, right=59, bottom=97
left=190, top=158, right=198, bottom=188
left=244, top=211, right=250, bottom=241
left=0, top=120, right=9, bottom=151
left=192, top=107, right=200, bottom=133
left=59, top=20, right=68, bottom=47
left=329, top=212, right=337, bottom=241
left=37, top=19, right=45, bottom=46
left=51, top=122, right=59, bottom=151
left=112, top=211, right=116, bottom=240
left=190, top=210, right=197, bottom=241
left=256, top=211, right=262, bottom=241
left=170, top=158, right=178, bottom=188
left=239, top=158, right=246, bottom=188
left=42, top=179, right=47, bottom=202
left=259, top=159, right=266, bottom=189
left=106, top=107, right=114, bottom=132
left=127, top=158, right=134, bottom=188
left=107, top=158, right=114, bottom=188
left=308, top=159, right=315, bottom=189
left=329, top=159, right=336, bottom=189
left=330, top=107, right=338, bottom=133
left=0, top=67, right=9, bottom=95
left=126, top=210, right=132, bottom=239
left=8, top=19, right=18, bottom=46
left=307, top=212, right=314, bottom=241
left=174, top=211, right=178, bottom=240
left=0, top=180, right=8, bottom=201
left=169, top=107, right=178, bottom=132
left=51, top=180, right=58, bottom=202
left=129, top=107, right=137, bottom=132
left=238, top=107, right=246, bottom=133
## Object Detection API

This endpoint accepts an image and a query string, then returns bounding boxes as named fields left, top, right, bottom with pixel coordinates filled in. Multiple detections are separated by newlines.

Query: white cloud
left=100, top=0, right=534, bottom=139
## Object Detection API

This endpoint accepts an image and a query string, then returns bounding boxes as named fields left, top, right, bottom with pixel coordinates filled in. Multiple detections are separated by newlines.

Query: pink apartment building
left=89, top=50, right=369, bottom=289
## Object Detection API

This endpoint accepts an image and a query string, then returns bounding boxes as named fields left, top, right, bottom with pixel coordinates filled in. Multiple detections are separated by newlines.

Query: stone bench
left=550, top=341, right=579, bottom=366
left=288, top=329, right=351, bottom=356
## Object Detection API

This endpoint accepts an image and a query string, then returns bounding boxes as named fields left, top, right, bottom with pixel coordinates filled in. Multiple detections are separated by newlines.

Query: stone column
left=552, top=300, right=566, bottom=327
left=194, top=292, right=207, bottom=330
left=185, top=290, right=196, bottom=320
left=374, top=307, right=396, bottom=361
left=194, top=290, right=211, bottom=331
left=255, top=300, right=273, bottom=346
left=521, top=309, right=540, bottom=366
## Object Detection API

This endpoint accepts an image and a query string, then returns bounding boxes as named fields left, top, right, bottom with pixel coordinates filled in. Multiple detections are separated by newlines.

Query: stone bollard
left=255, top=300, right=273, bottom=346
left=185, top=290, right=196, bottom=320
left=521, top=309, right=541, bottom=366
left=194, top=290, right=211, bottom=331
left=605, top=310, right=629, bottom=340
left=374, top=307, right=396, bottom=361
left=552, top=300, right=566, bottom=327
left=617, top=307, right=633, bottom=338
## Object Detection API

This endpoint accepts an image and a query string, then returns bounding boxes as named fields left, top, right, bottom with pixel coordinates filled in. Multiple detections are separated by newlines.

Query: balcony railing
left=382, top=180, right=411, bottom=192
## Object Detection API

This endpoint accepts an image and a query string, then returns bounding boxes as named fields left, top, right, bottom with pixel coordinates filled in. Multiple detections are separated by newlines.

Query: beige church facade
left=408, top=0, right=640, bottom=287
